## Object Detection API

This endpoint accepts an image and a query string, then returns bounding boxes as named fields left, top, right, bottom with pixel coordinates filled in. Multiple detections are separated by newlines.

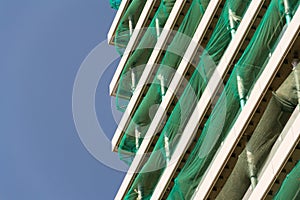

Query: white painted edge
left=111, top=0, right=187, bottom=152
left=107, top=0, right=131, bottom=45
left=113, top=1, right=222, bottom=199
left=150, top=0, right=267, bottom=199
left=109, top=0, right=158, bottom=96
left=243, top=107, right=300, bottom=200
left=193, top=8, right=300, bottom=198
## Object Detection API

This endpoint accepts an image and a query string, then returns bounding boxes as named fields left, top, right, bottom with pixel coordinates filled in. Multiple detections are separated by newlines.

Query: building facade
left=108, top=0, right=300, bottom=199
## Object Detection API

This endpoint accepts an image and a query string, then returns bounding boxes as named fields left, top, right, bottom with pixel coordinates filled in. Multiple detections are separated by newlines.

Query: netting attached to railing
left=114, top=0, right=147, bottom=54
left=274, top=161, right=300, bottom=200
left=118, top=0, right=210, bottom=164
left=110, top=0, right=122, bottom=10
left=115, top=0, right=176, bottom=101
left=122, top=0, right=252, bottom=199
left=217, top=61, right=300, bottom=199
left=168, top=0, right=299, bottom=199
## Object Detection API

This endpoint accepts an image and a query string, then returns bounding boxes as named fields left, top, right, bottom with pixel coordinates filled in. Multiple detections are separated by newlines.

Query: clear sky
left=0, top=0, right=126, bottom=199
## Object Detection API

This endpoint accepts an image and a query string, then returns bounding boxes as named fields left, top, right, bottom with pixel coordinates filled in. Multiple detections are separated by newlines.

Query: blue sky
left=0, top=0, right=125, bottom=199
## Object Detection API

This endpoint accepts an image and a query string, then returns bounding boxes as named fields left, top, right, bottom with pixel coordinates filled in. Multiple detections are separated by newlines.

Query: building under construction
left=107, top=0, right=300, bottom=199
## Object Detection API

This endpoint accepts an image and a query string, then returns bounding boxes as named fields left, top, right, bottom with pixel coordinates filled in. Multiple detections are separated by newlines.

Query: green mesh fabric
left=122, top=0, right=251, bottom=199
left=114, top=0, right=147, bottom=54
left=217, top=62, right=300, bottom=200
left=115, top=0, right=176, bottom=103
left=118, top=0, right=210, bottom=164
left=168, top=0, right=299, bottom=199
left=274, top=161, right=300, bottom=200
left=110, top=0, right=122, bottom=10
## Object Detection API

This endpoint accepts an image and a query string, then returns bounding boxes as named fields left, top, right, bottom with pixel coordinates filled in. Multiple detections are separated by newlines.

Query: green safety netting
left=274, top=161, right=300, bottom=200
left=118, top=0, right=210, bottom=164
left=115, top=0, right=176, bottom=99
left=110, top=0, right=122, bottom=10
left=167, top=0, right=299, bottom=199
left=114, top=0, right=147, bottom=54
left=217, top=62, right=300, bottom=200
left=122, top=0, right=251, bottom=199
